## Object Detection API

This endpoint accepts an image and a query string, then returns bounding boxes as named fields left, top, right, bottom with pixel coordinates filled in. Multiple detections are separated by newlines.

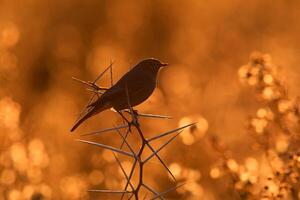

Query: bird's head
left=137, top=58, right=168, bottom=74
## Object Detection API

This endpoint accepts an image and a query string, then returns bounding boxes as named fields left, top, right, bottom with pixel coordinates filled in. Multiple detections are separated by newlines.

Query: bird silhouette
left=70, top=58, right=168, bottom=132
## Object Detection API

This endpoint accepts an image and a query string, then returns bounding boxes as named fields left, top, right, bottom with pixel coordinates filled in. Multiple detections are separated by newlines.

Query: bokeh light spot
left=89, top=170, right=104, bottom=185
left=0, top=169, right=16, bottom=185
left=210, top=167, right=221, bottom=179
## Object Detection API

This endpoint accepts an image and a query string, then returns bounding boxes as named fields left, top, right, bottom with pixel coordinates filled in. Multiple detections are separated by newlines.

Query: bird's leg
left=123, top=83, right=139, bottom=127
left=126, top=109, right=139, bottom=127
left=132, top=110, right=139, bottom=127
left=117, top=111, right=133, bottom=131
left=133, top=109, right=138, bottom=116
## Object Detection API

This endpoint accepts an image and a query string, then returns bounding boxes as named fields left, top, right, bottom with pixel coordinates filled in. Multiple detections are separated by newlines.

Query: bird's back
left=100, top=66, right=156, bottom=110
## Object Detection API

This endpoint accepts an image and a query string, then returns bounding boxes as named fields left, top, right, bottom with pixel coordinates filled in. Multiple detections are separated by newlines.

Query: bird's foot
left=128, top=123, right=133, bottom=132
left=132, top=109, right=139, bottom=116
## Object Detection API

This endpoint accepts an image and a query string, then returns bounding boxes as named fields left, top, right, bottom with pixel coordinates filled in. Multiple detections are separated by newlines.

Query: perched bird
left=70, top=58, right=168, bottom=132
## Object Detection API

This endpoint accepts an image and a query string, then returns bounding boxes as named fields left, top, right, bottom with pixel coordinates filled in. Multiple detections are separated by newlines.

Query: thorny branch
left=74, top=62, right=192, bottom=199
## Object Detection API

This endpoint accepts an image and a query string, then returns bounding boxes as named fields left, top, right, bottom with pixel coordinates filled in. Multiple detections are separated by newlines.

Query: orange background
left=1, top=0, right=300, bottom=199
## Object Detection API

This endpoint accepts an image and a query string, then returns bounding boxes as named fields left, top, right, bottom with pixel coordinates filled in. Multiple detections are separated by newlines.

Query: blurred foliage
left=1, top=0, right=300, bottom=199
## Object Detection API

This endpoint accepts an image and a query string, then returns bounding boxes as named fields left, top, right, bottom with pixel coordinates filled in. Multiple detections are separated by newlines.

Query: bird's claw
left=132, top=109, right=139, bottom=116
left=131, top=110, right=139, bottom=126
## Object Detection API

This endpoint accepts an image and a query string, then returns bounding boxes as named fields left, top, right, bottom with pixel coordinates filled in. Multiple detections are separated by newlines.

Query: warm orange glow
left=1, top=1, right=300, bottom=199
left=0, top=22, right=20, bottom=48
left=0, top=169, right=16, bottom=185
left=169, top=163, right=182, bottom=179
left=210, top=167, right=221, bottom=179
left=60, top=176, right=88, bottom=199
left=88, top=170, right=104, bottom=185
left=0, top=97, right=20, bottom=130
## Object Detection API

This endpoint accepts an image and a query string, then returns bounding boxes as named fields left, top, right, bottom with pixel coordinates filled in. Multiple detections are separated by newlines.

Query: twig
left=142, top=184, right=164, bottom=200
left=110, top=59, right=114, bottom=86
left=76, top=139, right=134, bottom=157
left=88, top=190, right=131, bottom=194
left=149, top=183, right=185, bottom=200
left=147, top=123, right=197, bottom=142
left=113, top=153, right=135, bottom=191
left=80, top=124, right=129, bottom=136
left=144, top=131, right=183, bottom=163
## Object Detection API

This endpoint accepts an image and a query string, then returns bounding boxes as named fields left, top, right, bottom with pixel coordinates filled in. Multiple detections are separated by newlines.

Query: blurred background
left=1, top=0, right=300, bottom=199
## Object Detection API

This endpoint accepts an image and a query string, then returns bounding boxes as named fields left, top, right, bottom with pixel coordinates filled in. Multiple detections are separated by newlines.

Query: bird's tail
left=70, top=101, right=111, bottom=132
left=70, top=108, right=95, bottom=132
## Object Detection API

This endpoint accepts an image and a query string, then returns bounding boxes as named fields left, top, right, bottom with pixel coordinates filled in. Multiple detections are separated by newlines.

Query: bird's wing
left=88, top=85, right=124, bottom=107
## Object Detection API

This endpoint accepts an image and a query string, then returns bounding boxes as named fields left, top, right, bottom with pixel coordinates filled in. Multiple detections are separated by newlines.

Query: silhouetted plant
left=210, top=52, right=300, bottom=199
left=73, top=63, right=194, bottom=200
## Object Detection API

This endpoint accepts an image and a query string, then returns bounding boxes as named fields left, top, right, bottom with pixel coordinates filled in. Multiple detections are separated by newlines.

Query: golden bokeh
left=1, top=0, right=300, bottom=199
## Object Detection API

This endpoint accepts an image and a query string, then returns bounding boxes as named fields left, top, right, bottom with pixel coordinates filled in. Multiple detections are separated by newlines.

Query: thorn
left=110, top=59, right=114, bottom=86
left=93, top=61, right=114, bottom=84
left=88, top=189, right=131, bottom=194
left=147, top=122, right=197, bottom=142
left=144, top=131, right=183, bottom=164
left=115, top=128, right=136, bottom=156
left=145, top=142, right=177, bottom=182
left=127, top=193, right=135, bottom=200
left=80, top=124, right=129, bottom=136
left=121, top=159, right=138, bottom=200
left=150, top=182, right=185, bottom=200
left=113, top=153, right=135, bottom=191
left=142, top=184, right=165, bottom=200
left=76, top=139, right=134, bottom=157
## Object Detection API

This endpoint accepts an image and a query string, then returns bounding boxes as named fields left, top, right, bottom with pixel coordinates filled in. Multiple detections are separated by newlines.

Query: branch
left=115, top=128, right=136, bottom=157
left=76, top=139, right=134, bottom=157
left=121, top=159, right=138, bottom=200
left=110, top=59, right=114, bottom=86
left=88, top=190, right=131, bottom=194
left=150, top=183, right=185, bottom=200
left=72, top=76, right=108, bottom=91
left=93, top=60, right=114, bottom=84
left=144, top=131, right=183, bottom=164
left=142, top=184, right=165, bottom=200
left=80, top=124, right=129, bottom=136
left=113, top=153, right=135, bottom=191
left=145, top=142, right=177, bottom=182
left=147, top=122, right=197, bottom=142
left=123, top=110, right=172, bottom=120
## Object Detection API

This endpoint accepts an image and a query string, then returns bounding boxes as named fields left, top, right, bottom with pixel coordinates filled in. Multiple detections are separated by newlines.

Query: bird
left=70, top=58, right=168, bottom=132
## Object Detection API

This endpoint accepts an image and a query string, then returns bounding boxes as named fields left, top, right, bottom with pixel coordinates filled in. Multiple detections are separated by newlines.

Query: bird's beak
left=161, top=63, right=168, bottom=67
